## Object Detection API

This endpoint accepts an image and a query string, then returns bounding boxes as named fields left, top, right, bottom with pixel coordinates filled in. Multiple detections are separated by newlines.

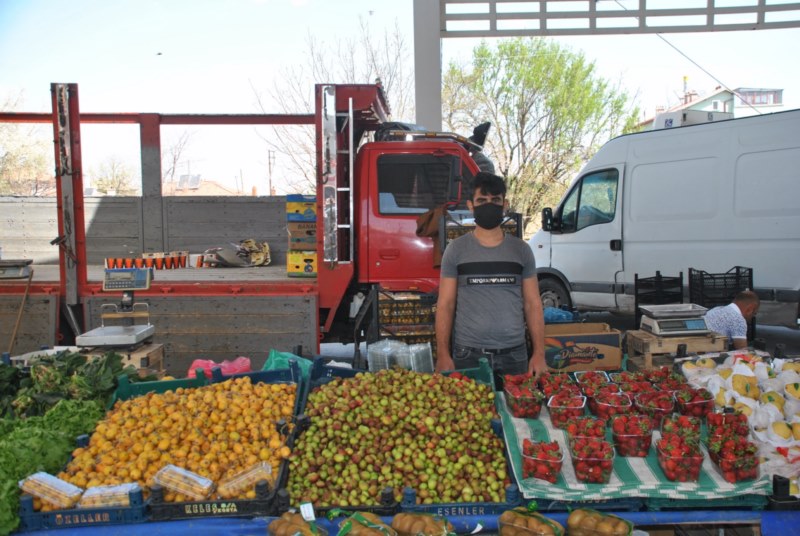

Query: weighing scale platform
left=627, top=329, right=728, bottom=370
left=76, top=324, right=155, bottom=347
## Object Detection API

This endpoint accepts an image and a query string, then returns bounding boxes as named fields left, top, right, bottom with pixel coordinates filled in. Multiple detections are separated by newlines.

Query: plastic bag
left=262, top=349, right=312, bottom=380
left=187, top=356, right=251, bottom=378
left=543, top=307, right=576, bottom=324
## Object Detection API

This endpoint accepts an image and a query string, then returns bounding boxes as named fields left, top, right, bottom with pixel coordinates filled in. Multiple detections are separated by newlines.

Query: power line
left=609, top=0, right=762, bottom=115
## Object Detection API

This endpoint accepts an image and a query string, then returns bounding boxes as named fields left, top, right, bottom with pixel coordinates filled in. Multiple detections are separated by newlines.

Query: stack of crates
left=378, top=292, right=437, bottom=358
left=286, top=194, right=317, bottom=278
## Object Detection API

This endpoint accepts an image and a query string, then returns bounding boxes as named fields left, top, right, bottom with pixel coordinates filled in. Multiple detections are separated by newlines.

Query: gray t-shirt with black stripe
left=440, top=233, right=537, bottom=349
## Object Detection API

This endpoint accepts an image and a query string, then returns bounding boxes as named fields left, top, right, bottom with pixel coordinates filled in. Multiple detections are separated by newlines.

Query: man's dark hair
left=471, top=172, right=506, bottom=199
left=734, top=290, right=760, bottom=306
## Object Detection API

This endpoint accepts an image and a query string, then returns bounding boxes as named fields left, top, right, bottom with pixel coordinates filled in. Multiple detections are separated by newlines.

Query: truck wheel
left=539, top=279, right=571, bottom=309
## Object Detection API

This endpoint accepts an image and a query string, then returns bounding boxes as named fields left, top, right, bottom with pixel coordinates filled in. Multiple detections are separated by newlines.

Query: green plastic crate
left=108, top=369, right=209, bottom=408
left=443, top=357, right=495, bottom=390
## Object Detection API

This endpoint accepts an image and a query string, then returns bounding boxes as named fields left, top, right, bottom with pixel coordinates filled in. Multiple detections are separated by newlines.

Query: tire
left=538, top=278, right=571, bottom=309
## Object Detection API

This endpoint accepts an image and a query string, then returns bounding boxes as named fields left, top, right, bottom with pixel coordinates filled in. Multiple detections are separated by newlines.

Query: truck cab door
left=363, top=152, right=464, bottom=291
left=550, top=167, right=624, bottom=310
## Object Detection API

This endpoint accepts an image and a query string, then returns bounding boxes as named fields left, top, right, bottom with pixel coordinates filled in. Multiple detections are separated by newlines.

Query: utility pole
left=267, top=150, right=276, bottom=196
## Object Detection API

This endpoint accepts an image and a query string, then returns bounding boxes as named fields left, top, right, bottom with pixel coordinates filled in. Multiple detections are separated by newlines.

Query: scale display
left=102, top=268, right=152, bottom=291
left=640, top=315, right=709, bottom=336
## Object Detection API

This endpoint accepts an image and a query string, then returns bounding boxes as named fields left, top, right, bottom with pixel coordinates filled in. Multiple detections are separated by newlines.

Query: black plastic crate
left=147, top=460, right=289, bottom=521
left=689, top=266, right=753, bottom=307
left=17, top=489, right=147, bottom=532
left=399, top=419, right=522, bottom=516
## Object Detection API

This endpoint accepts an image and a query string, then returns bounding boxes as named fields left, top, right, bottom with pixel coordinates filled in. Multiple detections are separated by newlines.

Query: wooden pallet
left=626, top=330, right=727, bottom=370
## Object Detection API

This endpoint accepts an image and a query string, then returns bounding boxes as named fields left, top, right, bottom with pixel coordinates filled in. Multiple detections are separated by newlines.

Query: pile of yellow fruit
left=52, top=377, right=296, bottom=507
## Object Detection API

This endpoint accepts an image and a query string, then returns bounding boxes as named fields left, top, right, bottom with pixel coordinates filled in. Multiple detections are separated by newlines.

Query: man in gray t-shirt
left=435, top=172, right=546, bottom=379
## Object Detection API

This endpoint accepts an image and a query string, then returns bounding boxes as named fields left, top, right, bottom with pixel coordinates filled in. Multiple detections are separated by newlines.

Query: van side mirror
left=542, top=207, right=554, bottom=231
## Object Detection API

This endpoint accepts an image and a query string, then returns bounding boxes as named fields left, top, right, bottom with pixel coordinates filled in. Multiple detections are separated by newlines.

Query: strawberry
left=661, top=414, right=701, bottom=441
left=610, top=371, right=646, bottom=383
left=570, top=437, right=615, bottom=484
left=634, top=391, right=675, bottom=427
left=590, top=392, right=633, bottom=421
left=674, top=387, right=714, bottom=418
left=538, top=372, right=580, bottom=398
left=547, top=394, right=587, bottom=429
left=616, top=381, right=659, bottom=396
left=575, top=371, right=610, bottom=391
left=581, top=382, right=620, bottom=399
left=521, top=439, right=563, bottom=483
left=707, top=412, right=749, bottom=437
left=643, top=366, right=672, bottom=384
left=611, top=414, right=652, bottom=457
left=565, top=415, right=607, bottom=440
left=504, top=382, right=545, bottom=419
left=656, top=433, right=703, bottom=482
left=706, top=433, right=759, bottom=483
left=653, top=372, right=688, bottom=393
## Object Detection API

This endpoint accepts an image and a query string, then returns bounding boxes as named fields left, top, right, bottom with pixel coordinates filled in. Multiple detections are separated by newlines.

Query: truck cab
left=313, top=84, right=482, bottom=340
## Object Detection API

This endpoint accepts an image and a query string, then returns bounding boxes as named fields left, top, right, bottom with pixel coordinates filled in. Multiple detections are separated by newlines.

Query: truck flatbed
left=1, top=264, right=303, bottom=284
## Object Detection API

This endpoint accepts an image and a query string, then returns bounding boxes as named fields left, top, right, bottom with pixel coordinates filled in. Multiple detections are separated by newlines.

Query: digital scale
left=639, top=303, right=710, bottom=336
left=76, top=268, right=155, bottom=347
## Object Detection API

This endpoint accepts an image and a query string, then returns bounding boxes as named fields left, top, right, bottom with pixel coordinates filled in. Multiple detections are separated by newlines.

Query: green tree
left=443, top=38, right=639, bottom=234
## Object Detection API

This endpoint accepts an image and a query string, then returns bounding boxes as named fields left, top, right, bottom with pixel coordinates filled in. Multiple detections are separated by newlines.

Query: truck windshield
left=559, top=169, right=619, bottom=232
left=377, top=154, right=467, bottom=214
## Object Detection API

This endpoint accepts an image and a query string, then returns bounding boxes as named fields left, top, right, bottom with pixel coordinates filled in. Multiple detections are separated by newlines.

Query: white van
left=530, top=109, right=800, bottom=328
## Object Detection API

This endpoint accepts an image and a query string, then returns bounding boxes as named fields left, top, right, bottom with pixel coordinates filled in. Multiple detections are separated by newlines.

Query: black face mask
left=473, top=203, right=504, bottom=230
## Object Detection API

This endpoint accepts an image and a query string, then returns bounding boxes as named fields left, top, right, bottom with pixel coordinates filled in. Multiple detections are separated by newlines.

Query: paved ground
left=582, top=312, right=800, bottom=356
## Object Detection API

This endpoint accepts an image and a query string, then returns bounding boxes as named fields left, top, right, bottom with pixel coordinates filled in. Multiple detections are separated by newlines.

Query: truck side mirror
left=542, top=207, right=554, bottom=231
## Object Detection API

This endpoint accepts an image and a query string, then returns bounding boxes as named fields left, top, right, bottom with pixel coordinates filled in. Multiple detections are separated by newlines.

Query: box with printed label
left=287, top=250, right=317, bottom=278
left=286, top=194, right=317, bottom=222
left=287, top=222, right=317, bottom=249
left=543, top=323, right=622, bottom=372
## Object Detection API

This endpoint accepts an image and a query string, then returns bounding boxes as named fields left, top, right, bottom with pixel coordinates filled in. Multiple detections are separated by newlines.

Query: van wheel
left=539, top=279, right=571, bottom=309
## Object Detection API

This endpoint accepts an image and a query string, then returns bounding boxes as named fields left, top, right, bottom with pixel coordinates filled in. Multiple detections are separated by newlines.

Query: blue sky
left=2, top=0, right=799, bottom=192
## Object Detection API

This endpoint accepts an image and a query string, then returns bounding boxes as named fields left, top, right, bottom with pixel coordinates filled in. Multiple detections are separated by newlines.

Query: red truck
left=0, top=83, right=508, bottom=371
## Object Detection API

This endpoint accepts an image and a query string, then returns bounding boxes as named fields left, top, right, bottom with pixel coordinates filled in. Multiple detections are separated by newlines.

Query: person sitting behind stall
left=703, top=290, right=760, bottom=350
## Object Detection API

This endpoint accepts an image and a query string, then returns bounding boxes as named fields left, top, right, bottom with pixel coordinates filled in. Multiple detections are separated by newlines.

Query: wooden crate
left=83, top=342, right=165, bottom=377
left=626, top=330, right=727, bottom=370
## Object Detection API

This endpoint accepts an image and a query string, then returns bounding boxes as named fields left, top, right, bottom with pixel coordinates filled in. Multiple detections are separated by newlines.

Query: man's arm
left=522, top=277, right=546, bottom=379
left=435, top=277, right=458, bottom=372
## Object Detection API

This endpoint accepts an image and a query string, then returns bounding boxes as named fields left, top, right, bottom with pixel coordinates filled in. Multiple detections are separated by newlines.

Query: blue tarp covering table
left=15, top=511, right=795, bottom=535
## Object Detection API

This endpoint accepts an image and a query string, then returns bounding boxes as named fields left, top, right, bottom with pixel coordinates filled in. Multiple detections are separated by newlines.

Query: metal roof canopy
left=440, top=0, right=800, bottom=37
left=414, top=0, right=800, bottom=129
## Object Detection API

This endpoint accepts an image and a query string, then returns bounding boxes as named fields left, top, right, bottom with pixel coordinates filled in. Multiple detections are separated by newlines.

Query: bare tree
left=91, top=156, right=138, bottom=196
left=0, top=93, right=56, bottom=196
left=161, top=130, right=193, bottom=185
left=251, top=17, right=414, bottom=193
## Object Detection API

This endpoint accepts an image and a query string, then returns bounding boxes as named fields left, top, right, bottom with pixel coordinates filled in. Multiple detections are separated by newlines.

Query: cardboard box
left=543, top=323, right=622, bottom=372
left=287, top=250, right=317, bottom=278
left=286, top=194, right=317, bottom=222
left=84, top=342, right=165, bottom=372
left=287, top=221, right=317, bottom=249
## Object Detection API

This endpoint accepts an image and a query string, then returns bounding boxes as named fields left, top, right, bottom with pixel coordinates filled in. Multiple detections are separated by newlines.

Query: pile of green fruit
left=288, top=369, right=508, bottom=507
